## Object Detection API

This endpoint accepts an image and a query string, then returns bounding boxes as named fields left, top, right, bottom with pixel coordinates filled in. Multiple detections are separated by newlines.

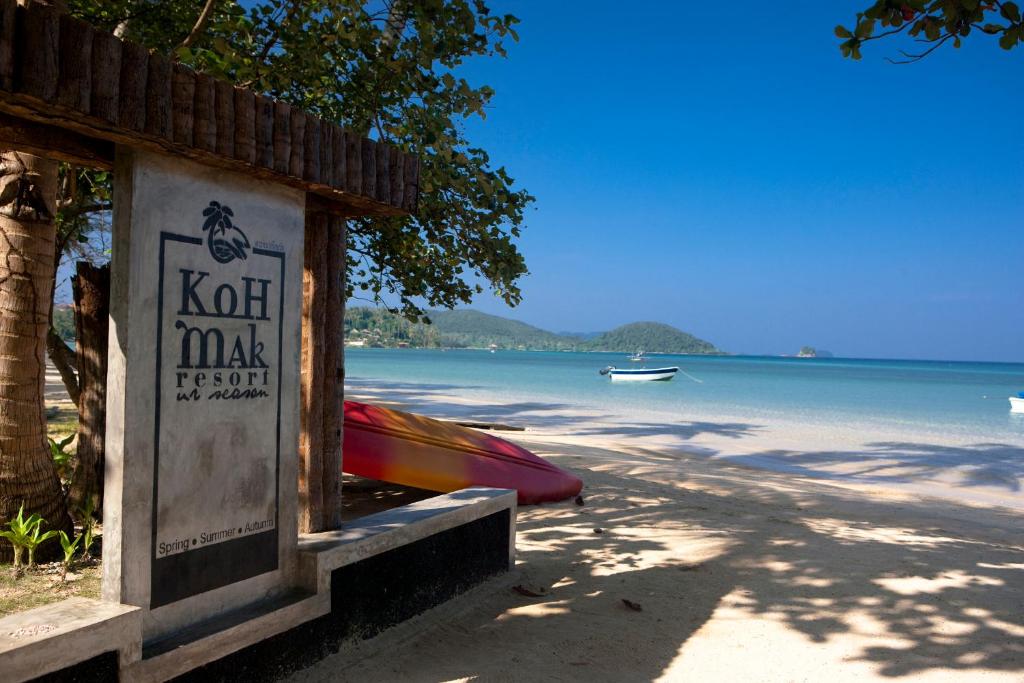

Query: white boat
left=1010, top=395, right=1024, bottom=413
left=628, top=350, right=648, bottom=362
left=600, top=365, right=679, bottom=382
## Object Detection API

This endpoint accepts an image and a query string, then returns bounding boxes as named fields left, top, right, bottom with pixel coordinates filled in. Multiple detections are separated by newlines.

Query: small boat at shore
left=628, top=350, right=648, bottom=362
left=600, top=365, right=679, bottom=382
left=1011, top=393, right=1024, bottom=413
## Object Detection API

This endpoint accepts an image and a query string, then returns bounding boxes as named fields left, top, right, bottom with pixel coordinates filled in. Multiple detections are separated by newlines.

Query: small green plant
left=48, top=433, right=75, bottom=482
left=0, top=504, right=56, bottom=575
left=57, top=530, right=82, bottom=581
left=0, top=504, right=33, bottom=575
left=23, top=518, right=58, bottom=568
left=76, top=498, right=97, bottom=560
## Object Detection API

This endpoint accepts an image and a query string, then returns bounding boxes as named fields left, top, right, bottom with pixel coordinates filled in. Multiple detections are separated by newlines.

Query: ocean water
left=345, top=349, right=1024, bottom=447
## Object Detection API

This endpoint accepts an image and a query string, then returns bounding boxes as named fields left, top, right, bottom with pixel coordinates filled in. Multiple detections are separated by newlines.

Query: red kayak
left=342, top=400, right=582, bottom=504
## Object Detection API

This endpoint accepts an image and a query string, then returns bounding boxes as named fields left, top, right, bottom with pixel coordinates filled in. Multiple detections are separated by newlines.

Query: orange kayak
left=342, top=401, right=582, bottom=504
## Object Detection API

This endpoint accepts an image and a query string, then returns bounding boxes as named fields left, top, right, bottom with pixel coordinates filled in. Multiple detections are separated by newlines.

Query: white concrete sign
left=104, top=150, right=303, bottom=638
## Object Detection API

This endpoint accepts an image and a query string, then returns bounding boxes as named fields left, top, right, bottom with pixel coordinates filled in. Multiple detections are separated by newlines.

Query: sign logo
left=202, top=200, right=251, bottom=264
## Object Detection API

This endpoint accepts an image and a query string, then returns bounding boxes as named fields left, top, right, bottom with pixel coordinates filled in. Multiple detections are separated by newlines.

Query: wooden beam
left=299, top=209, right=328, bottom=533
left=0, top=110, right=112, bottom=168
left=321, top=215, right=344, bottom=530
left=299, top=200, right=345, bottom=532
left=0, top=0, right=418, bottom=217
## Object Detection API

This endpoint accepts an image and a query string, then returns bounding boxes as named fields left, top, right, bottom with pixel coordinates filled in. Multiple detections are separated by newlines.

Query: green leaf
left=854, top=18, right=876, bottom=39
left=1001, top=2, right=1021, bottom=23
left=834, top=25, right=853, bottom=38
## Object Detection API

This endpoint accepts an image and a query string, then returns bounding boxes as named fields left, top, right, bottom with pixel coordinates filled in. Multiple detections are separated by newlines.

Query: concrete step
left=132, top=589, right=328, bottom=682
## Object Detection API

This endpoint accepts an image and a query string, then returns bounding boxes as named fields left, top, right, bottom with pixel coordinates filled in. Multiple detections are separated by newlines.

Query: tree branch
left=60, top=202, right=112, bottom=221
left=240, top=0, right=302, bottom=88
left=174, top=0, right=219, bottom=55
left=886, top=32, right=957, bottom=63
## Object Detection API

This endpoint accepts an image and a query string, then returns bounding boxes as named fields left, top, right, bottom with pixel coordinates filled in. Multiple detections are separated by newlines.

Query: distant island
left=345, top=308, right=721, bottom=354
left=796, top=346, right=834, bottom=358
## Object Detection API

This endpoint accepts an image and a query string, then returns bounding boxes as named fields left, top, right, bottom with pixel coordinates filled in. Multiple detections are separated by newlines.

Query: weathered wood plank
left=303, top=116, right=320, bottom=184
left=255, top=94, right=275, bottom=169
left=375, top=143, right=390, bottom=205
left=118, top=41, right=148, bottom=132
left=56, top=15, right=92, bottom=112
left=360, top=138, right=376, bottom=198
left=345, top=132, right=361, bottom=195
left=318, top=121, right=333, bottom=187
left=17, top=1, right=59, bottom=103
left=332, top=125, right=346, bottom=192
left=144, top=54, right=172, bottom=140
left=300, top=210, right=328, bottom=533
left=214, top=80, right=234, bottom=158
left=0, top=0, right=15, bottom=91
left=90, top=30, right=121, bottom=123
left=0, top=111, right=112, bottom=168
left=389, top=146, right=404, bottom=209
left=272, top=100, right=290, bottom=175
left=193, top=72, right=215, bottom=153
left=288, top=106, right=305, bottom=178
left=171, top=64, right=195, bottom=146
left=233, top=86, right=255, bottom=165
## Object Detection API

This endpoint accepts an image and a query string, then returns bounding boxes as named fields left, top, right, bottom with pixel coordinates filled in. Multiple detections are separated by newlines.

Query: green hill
left=344, top=307, right=720, bottom=353
left=583, top=322, right=718, bottom=354
left=426, top=309, right=576, bottom=350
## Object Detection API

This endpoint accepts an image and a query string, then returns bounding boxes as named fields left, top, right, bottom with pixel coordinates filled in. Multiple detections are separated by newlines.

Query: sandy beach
left=291, top=382, right=1024, bottom=683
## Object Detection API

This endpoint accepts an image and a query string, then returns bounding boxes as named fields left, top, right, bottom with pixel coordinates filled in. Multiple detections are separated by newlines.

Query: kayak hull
left=342, top=401, right=583, bottom=504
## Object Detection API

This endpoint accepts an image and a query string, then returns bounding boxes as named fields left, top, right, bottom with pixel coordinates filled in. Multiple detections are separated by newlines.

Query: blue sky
left=449, top=1, right=1023, bottom=362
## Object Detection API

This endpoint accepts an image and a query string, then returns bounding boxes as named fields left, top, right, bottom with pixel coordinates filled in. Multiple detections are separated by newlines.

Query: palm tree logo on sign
left=201, top=200, right=251, bottom=264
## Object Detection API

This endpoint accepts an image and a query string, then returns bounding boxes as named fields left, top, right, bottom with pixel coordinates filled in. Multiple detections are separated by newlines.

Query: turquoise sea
left=345, top=349, right=1024, bottom=445
left=346, top=349, right=1024, bottom=506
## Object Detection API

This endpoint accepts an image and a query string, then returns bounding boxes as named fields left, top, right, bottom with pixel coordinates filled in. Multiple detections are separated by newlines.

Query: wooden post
left=299, top=202, right=345, bottom=533
left=69, top=261, right=109, bottom=513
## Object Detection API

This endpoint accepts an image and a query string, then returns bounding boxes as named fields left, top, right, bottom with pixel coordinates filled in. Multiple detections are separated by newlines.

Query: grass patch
left=0, top=560, right=101, bottom=617
left=46, top=400, right=79, bottom=439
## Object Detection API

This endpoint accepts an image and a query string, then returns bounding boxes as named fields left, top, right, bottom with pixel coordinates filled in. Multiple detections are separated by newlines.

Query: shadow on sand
left=302, top=435, right=1023, bottom=682
left=720, top=441, right=1024, bottom=493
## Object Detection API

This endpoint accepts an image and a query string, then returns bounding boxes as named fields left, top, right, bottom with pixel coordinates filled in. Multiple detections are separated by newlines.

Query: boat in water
left=1011, top=393, right=1024, bottom=413
left=599, top=365, right=679, bottom=382
left=628, top=349, right=648, bottom=362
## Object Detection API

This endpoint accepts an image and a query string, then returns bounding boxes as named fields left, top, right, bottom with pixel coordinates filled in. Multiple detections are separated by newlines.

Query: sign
left=150, top=199, right=287, bottom=607
left=103, top=150, right=303, bottom=638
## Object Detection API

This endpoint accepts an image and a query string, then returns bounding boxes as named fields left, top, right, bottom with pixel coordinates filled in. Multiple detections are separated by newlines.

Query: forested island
left=345, top=308, right=720, bottom=354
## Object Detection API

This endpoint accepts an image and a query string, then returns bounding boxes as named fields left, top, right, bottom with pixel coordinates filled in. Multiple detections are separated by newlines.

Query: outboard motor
left=599, top=366, right=614, bottom=376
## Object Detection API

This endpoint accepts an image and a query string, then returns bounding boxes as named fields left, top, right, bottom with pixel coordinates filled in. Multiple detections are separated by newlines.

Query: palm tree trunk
left=0, top=150, right=71, bottom=562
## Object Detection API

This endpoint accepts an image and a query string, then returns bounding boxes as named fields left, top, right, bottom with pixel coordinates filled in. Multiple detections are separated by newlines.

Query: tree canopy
left=65, top=0, right=532, bottom=320
left=837, top=1, right=1023, bottom=61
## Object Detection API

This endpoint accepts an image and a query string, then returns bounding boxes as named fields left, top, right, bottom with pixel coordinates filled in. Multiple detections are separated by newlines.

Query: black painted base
left=29, top=651, right=118, bottom=683
left=172, top=508, right=511, bottom=682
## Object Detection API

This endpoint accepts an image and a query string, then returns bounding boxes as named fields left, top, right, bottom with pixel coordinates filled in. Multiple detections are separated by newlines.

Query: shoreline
left=346, top=378, right=1024, bottom=513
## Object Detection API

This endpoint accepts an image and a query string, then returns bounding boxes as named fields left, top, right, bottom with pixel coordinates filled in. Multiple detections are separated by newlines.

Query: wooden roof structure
left=0, top=0, right=418, bottom=216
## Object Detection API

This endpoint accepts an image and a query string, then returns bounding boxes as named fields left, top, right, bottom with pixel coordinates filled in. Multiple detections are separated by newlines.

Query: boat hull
left=608, top=367, right=679, bottom=382
left=342, top=401, right=583, bottom=504
left=1011, top=397, right=1024, bottom=413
